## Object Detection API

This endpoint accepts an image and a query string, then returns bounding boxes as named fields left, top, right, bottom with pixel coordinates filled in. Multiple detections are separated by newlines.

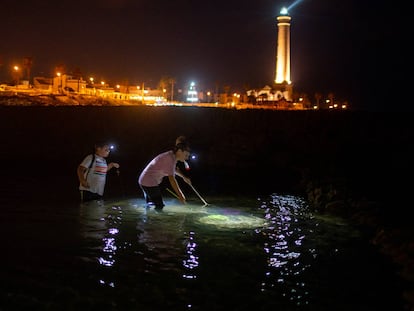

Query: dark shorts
left=80, top=190, right=103, bottom=202
left=140, top=185, right=165, bottom=209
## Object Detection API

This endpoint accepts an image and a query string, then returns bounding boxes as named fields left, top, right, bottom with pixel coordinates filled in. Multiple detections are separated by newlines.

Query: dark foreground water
left=0, top=193, right=404, bottom=311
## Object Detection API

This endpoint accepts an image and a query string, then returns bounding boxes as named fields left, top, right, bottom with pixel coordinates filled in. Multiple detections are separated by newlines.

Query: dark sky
left=0, top=0, right=408, bottom=111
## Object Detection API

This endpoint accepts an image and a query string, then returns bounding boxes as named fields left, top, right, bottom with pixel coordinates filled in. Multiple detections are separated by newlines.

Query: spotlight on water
left=198, top=214, right=267, bottom=229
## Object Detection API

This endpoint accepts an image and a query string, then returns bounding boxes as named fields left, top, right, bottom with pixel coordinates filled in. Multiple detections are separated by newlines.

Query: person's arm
left=77, top=165, right=89, bottom=187
left=175, top=167, right=191, bottom=185
left=168, top=175, right=186, bottom=204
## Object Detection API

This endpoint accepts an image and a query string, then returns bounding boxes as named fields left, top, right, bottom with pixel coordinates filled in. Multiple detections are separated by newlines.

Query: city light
left=186, top=82, right=198, bottom=103
left=0, top=7, right=349, bottom=110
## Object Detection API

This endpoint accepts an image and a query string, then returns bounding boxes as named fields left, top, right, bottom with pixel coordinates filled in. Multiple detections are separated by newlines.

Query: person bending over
left=138, top=139, right=191, bottom=210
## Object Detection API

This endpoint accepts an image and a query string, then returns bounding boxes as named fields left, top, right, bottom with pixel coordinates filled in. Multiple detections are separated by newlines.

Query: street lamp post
left=57, top=72, right=62, bottom=93
left=13, top=66, right=20, bottom=86
left=170, top=80, right=174, bottom=102
left=89, top=77, right=95, bottom=95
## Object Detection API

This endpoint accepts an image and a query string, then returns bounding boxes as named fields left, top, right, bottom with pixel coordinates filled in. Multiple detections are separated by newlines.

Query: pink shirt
left=138, top=150, right=176, bottom=187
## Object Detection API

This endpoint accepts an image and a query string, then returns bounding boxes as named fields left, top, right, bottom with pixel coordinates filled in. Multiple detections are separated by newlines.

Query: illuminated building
left=246, top=7, right=294, bottom=105
left=186, top=82, right=198, bottom=103
left=274, top=7, right=293, bottom=101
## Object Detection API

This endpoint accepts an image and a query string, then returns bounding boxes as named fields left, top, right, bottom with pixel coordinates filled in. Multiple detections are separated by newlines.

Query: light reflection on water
left=182, top=231, right=199, bottom=280
left=1, top=194, right=403, bottom=310
left=257, top=195, right=313, bottom=307
left=72, top=194, right=402, bottom=310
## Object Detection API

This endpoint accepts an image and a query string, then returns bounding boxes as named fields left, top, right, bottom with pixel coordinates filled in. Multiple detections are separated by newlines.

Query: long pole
left=189, top=184, right=208, bottom=206
left=166, top=187, right=180, bottom=200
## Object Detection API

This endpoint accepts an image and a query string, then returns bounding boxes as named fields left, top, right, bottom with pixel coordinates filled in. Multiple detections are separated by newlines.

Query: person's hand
left=179, top=194, right=186, bottom=204
left=110, top=162, right=120, bottom=169
left=81, top=180, right=89, bottom=188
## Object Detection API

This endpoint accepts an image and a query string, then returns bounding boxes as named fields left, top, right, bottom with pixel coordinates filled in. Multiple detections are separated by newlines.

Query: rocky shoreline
left=0, top=92, right=135, bottom=106
left=1, top=94, right=413, bottom=309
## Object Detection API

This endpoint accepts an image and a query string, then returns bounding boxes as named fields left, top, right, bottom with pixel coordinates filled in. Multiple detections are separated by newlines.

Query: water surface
left=0, top=194, right=404, bottom=310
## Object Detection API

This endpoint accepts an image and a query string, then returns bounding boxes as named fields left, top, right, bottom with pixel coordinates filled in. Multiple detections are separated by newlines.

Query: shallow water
left=0, top=194, right=404, bottom=310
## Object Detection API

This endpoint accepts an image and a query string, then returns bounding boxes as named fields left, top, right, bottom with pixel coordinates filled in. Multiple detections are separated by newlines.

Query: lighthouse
left=274, top=7, right=293, bottom=101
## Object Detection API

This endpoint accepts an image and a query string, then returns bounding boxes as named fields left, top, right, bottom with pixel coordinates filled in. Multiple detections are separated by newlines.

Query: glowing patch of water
left=198, top=214, right=267, bottom=229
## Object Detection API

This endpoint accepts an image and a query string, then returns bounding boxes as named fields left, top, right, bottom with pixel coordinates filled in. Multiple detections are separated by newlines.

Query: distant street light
left=57, top=72, right=62, bottom=93
left=13, top=65, right=20, bottom=86
left=87, top=77, right=94, bottom=95
left=186, top=81, right=198, bottom=103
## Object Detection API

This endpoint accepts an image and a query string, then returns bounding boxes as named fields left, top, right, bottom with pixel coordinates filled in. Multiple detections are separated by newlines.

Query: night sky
left=0, top=0, right=408, bottom=111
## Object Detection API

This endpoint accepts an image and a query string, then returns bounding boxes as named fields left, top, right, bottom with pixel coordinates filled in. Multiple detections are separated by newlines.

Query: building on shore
left=247, top=7, right=294, bottom=106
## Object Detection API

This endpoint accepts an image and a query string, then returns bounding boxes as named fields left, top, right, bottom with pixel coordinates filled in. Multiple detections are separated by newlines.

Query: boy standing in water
left=77, top=141, right=120, bottom=202
left=138, top=137, right=191, bottom=210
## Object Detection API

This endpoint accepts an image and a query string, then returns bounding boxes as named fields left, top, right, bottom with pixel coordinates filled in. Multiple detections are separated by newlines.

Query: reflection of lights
left=109, top=227, right=118, bottom=234
left=182, top=231, right=199, bottom=279
left=100, top=236, right=117, bottom=267
left=98, top=256, right=115, bottom=267
left=99, top=279, right=115, bottom=287
left=259, top=194, right=311, bottom=306
left=98, top=224, right=119, bottom=267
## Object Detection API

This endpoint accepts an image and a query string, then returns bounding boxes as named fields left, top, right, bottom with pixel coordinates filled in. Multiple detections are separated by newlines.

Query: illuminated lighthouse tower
left=274, top=7, right=293, bottom=101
